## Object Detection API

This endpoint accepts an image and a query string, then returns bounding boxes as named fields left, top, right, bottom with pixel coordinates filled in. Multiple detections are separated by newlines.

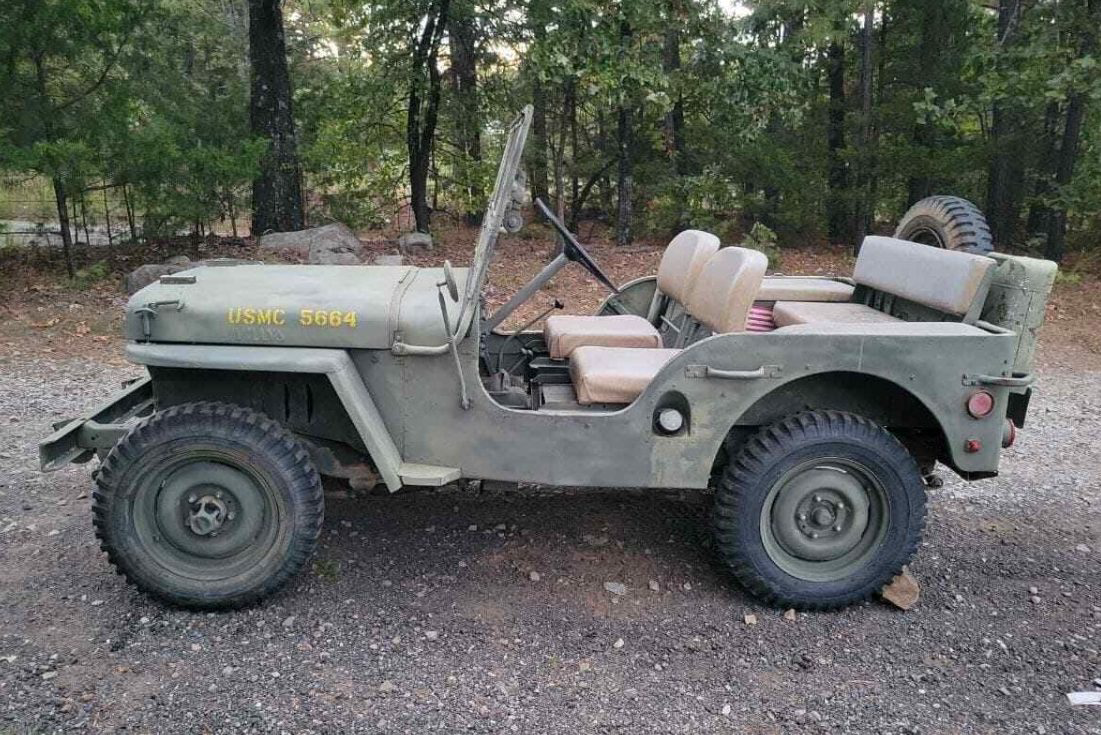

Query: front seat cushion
left=544, top=314, right=661, bottom=359
left=569, top=346, right=681, bottom=404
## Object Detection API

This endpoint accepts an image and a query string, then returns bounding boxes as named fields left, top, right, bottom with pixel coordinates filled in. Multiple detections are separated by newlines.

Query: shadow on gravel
left=310, top=483, right=743, bottom=618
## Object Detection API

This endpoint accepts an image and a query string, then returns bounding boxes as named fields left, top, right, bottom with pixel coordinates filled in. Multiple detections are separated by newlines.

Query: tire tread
left=894, top=195, right=994, bottom=254
left=92, top=402, right=323, bottom=610
left=711, top=411, right=926, bottom=610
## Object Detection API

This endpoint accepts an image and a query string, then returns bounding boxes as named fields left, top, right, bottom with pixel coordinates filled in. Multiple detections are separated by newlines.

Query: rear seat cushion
left=758, top=277, right=854, bottom=302
left=772, top=301, right=901, bottom=327
left=854, top=236, right=996, bottom=317
left=775, top=322, right=987, bottom=336
left=544, top=314, right=661, bottom=359
left=656, top=230, right=721, bottom=302
left=569, top=346, right=681, bottom=405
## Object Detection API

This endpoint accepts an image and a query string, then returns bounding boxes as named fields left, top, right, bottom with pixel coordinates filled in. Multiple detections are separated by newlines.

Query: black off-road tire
left=92, top=402, right=324, bottom=610
left=894, top=195, right=994, bottom=254
left=711, top=411, right=926, bottom=610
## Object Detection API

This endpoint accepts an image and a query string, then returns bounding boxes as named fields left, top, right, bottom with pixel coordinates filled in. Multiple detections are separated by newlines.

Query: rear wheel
left=711, top=411, right=926, bottom=610
left=894, top=195, right=994, bottom=254
left=93, top=402, right=324, bottom=610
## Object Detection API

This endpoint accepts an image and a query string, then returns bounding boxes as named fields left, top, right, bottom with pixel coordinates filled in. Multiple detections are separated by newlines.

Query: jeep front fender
left=125, top=343, right=403, bottom=490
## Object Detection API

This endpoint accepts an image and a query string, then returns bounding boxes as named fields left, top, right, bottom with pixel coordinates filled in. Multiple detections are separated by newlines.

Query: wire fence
left=0, top=176, right=260, bottom=254
left=1, top=177, right=147, bottom=251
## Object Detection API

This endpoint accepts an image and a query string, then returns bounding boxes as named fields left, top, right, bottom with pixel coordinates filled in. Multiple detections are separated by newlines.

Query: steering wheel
left=535, top=198, right=620, bottom=295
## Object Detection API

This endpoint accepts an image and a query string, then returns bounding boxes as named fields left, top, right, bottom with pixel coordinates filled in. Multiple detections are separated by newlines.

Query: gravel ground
left=1, top=355, right=1099, bottom=734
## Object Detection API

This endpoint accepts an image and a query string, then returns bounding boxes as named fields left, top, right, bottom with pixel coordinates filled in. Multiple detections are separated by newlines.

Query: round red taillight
left=966, top=391, right=995, bottom=418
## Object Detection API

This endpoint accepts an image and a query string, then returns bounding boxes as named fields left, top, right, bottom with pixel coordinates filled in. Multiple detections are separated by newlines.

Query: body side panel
left=359, top=330, right=1016, bottom=488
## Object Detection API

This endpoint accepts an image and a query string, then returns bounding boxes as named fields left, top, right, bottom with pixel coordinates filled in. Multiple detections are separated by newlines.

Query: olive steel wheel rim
left=760, top=458, right=890, bottom=582
left=903, top=225, right=946, bottom=249
left=131, top=450, right=288, bottom=582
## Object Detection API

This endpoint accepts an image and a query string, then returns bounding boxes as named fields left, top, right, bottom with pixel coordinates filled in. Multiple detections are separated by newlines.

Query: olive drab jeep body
left=40, top=108, right=1058, bottom=611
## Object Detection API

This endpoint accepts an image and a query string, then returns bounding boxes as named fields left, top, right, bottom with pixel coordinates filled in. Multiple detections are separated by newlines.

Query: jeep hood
left=124, top=263, right=468, bottom=350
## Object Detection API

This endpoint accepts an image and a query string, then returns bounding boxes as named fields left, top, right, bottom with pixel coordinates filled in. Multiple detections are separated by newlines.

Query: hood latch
left=135, top=299, right=184, bottom=339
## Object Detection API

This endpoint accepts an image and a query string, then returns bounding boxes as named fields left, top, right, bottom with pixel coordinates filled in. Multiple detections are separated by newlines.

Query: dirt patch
left=1036, top=276, right=1101, bottom=371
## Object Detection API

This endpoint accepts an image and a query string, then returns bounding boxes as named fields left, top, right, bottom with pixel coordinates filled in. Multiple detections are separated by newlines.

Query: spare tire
left=893, top=195, right=994, bottom=254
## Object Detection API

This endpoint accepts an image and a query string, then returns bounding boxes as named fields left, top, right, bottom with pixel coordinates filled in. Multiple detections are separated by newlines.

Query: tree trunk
left=529, top=80, right=550, bottom=206
left=866, top=7, right=888, bottom=235
left=1043, top=0, right=1096, bottom=261
left=122, top=183, right=138, bottom=243
left=248, top=0, right=304, bottom=235
left=616, top=103, right=632, bottom=247
left=825, top=40, right=849, bottom=242
left=71, top=199, right=80, bottom=246
left=1026, top=101, right=1059, bottom=235
left=526, top=3, right=551, bottom=207
left=51, top=177, right=74, bottom=278
left=407, top=0, right=451, bottom=233
left=985, top=0, right=1024, bottom=248
left=615, top=16, right=633, bottom=247
left=102, top=184, right=114, bottom=250
left=1044, top=94, right=1086, bottom=262
left=567, top=83, right=581, bottom=230
left=80, top=192, right=91, bottom=245
left=662, top=2, right=686, bottom=176
left=986, top=100, right=1025, bottom=247
left=854, top=1, right=875, bottom=250
left=905, top=1, right=940, bottom=206
left=448, top=2, right=482, bottom=224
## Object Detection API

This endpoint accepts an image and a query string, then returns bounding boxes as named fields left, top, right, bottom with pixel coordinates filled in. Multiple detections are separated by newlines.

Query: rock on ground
left=258, top=223, right=362, bottom=265
left=124, top=262, right=189, bottom=294
left=397, top=231, right=434, bottom=254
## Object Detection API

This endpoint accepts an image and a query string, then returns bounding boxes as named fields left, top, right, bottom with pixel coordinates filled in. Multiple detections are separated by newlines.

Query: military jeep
left=40, top=108, right=1057, bottom=611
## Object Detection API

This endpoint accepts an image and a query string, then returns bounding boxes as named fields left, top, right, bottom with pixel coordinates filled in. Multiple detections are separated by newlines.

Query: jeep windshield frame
left=453, top=105, right=533, bottom=339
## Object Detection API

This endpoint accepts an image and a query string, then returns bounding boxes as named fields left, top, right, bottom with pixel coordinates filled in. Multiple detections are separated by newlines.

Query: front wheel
left=92, top=402, right=324, bottom=610
left=711, top=411, right=926, bottom=610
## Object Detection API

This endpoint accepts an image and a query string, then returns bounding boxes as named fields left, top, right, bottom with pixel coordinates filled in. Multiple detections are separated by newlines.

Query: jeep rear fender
left=642, top=328, right=1017, bottom=479
left=126, top=343, right=403, bottom=490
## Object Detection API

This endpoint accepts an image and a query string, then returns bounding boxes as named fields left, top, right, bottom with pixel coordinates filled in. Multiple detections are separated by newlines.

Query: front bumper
left=39, top=376, right=154, bottom=471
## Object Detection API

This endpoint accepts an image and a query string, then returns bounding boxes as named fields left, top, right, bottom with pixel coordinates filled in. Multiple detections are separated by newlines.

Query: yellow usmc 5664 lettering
left=225, top=307, right=358, bottom=328
left=298, top=309, right=358, bottom=328
left=226, top=307, right=286, bottom=326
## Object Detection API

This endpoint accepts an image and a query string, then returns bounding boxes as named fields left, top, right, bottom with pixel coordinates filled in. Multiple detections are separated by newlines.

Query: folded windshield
left=454, top=106, right=533, bottom=335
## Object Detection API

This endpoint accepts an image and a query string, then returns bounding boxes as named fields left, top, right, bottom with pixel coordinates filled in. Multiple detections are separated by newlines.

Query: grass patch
left=313, top=559, right=341, bottom=581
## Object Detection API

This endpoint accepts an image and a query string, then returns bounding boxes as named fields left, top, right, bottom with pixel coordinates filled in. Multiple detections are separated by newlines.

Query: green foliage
left=741, top=222, right=782, bottom=269
left=71, top=260, right=110, bottom=288
left=0, top=0, right=1098, bottom=266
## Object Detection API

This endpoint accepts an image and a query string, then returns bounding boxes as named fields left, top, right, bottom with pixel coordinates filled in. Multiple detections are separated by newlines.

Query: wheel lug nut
left=215, top=491, right=224, bottom=499
left=227, top=512, right=236, bottom=521
left=813, top=495, right=821, bottom=503
left=810, top=532, right=819, bottom=539
left=188, top=494, right=197, bottom=504
left=833, top=524, right=842, bottom=532
left=798, top=513, right=807, bottom=521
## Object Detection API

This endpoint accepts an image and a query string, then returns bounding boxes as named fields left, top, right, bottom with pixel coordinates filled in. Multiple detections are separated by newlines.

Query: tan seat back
left=854, top=236, right=996, bottom=319
left=655, top=230, right=721, bottom=303
left=684, top=247, right=769, bottom=334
